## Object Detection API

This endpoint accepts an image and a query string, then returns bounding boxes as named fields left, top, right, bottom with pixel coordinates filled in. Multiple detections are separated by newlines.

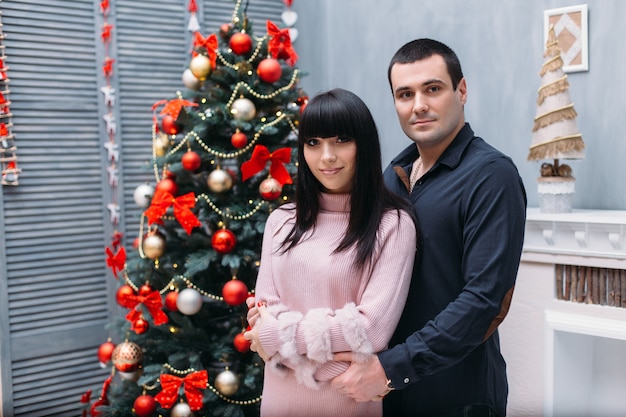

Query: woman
left=245, top=88, right=418, bottom=417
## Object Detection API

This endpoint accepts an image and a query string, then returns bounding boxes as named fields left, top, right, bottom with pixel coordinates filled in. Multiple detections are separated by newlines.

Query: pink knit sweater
left=254, top=193, right=416, bottom=417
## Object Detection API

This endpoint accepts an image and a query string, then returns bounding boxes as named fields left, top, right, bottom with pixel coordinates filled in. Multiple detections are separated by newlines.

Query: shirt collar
left=390, top=123, right=475, bottom=171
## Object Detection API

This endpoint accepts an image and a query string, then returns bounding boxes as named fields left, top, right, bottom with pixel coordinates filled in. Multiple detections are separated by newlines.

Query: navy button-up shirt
left=379, top=123, right=527, bottom=417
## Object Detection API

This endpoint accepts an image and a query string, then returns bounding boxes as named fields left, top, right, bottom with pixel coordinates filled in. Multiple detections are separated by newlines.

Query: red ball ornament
left=116, top=284, right=136, bottom=308
left=257, top=58, right=282, bottom=83
left=212, top=228, right=237, bottom=254
left=259, top=177, right=283, bottom=200
left=222, top=279, right=249, bottom=306
left=230, top=131, right=248, bottom=149
left=164, top=291, right=179, bottom=312
left=133, top=394, right=157, bottom=417
left=98, top=341, right=116, bottom=364
left=219, top=23, right=233, bottom=38
left=139, top=284, right=153, bottom=297
left=229, top=32, right=253, bottom=55
left=181, top=150, right=202, bottom=172
left=161, top=114, right=181, bottom=135
left=234, top=332, right=251, bottom=353
left=155, top=178, right=179, bottom=196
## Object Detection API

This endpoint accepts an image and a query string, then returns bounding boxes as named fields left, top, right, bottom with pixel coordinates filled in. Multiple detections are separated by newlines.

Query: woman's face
left=303, top=135, right=357, bottom=194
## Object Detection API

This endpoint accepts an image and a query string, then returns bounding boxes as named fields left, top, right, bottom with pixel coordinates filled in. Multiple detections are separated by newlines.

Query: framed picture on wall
left=544, top=4, right=589, bottom=73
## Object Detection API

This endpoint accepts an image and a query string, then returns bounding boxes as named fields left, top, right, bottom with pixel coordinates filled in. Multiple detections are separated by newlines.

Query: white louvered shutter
left=0, top=1, right=285, bottom=416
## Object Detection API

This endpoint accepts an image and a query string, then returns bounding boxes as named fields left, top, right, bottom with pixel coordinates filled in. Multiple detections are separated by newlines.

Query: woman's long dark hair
left=280, top=88, right=417, bottom=268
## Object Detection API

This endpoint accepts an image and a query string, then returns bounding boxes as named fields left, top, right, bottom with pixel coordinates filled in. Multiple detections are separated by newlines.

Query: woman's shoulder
left=266, top=202, right=297, bottom=228
left=380, top=207, right=416, bottom=233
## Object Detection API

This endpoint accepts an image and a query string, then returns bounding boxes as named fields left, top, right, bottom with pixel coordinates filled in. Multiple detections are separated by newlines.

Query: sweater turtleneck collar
left=319, top=193, right=351, bottom=213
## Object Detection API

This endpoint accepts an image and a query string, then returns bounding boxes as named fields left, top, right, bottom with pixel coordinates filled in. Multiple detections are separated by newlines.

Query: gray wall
left=292, top=0, right=625, bottom=210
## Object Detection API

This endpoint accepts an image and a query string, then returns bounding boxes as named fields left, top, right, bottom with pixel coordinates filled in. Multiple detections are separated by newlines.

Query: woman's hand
left=244, top=302, right=270, bottom=361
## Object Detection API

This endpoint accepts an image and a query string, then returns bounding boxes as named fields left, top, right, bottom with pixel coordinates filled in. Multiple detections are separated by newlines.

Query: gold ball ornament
left=230, top=98, right=256, bottom=121
left=207, top=168, right=233, bottom=193
left=112, top=341, right=143, bottom=373
left=171, top=402, right=194, bottom=417
left=182, top=68, right=202, bottom=90
left=189, top=54, right=211, bottom=80
left=214, top=369, right=240, bottom=396
left=142, top=232, right=166, bottom=259
left=154, top=132, right=170, bottom=157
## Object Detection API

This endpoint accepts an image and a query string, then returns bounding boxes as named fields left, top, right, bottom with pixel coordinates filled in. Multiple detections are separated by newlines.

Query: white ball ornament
left=230, top=98, right=256, bottom=121
left=171, top=402, right=194, bottom=417
left=133, top=183, right=155, bottom=208
left=182, top=68, right=202, bottom=90
left=176, top=288, right=203, bottom=315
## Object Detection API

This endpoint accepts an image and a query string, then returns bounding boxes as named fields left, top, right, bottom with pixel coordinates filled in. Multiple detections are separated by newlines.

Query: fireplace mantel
left=523, top=208, right=626, bottom=268
left=501, top=208, right=626, bottom=417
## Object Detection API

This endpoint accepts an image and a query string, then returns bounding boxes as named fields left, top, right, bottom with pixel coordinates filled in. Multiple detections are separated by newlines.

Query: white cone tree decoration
left=529, top=25, right=585, bottom=212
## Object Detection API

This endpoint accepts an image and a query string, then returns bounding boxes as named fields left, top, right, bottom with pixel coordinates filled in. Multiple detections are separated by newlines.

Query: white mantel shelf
left=523, top=208, right=626, bottom=267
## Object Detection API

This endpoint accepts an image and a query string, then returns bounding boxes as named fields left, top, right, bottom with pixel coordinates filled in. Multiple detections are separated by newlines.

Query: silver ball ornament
left=133, top=183, right=154, bottom=208
left=171, top=402, right=194, bottom=417
left=214, top=369, right=240, bottom=396
left=176, top=288, right=203, bottom=315
left=207, top=168, right=233, bottom=193
left=182, top=68, right=202, bottom=90
left=230, top=98, right=256, bottom=121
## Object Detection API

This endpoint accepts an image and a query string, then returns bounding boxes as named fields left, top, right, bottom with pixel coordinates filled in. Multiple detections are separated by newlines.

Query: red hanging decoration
left=266, top=20, right=298, bottom=66
left=105, top=246, right=126, bottom=278
left=143, top=189, right=202, bottom=235
left=123, top=290, right=170, bottom=330
left=241, top=145, right=293, bottom=185
left=192, top=32, right=218, bottom=68
left=155, top=370, right=208, bottom=411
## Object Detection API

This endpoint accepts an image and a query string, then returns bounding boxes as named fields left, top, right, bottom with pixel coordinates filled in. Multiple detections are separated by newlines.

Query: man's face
left=390, top=54, right=467, bottom=152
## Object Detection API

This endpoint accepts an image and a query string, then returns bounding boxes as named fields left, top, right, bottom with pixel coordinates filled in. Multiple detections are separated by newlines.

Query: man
left=331, top=38, right=527, bottom=417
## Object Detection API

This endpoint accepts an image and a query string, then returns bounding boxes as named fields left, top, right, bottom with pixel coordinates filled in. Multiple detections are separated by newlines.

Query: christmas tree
left=86, top=1, right=307, bottom=416
left=528, top=24, right=584, bottom=212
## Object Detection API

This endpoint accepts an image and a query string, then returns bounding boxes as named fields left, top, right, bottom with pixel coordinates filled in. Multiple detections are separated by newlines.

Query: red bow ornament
left=143, top=190, right=202, bottom=235
left=124, top=290, right=169, bottom=328
left=266, top=20, right=298, bottom=66
left=241, top=145, right=293, bottom=185
left=105, top=246, right=126, bottom=278
left=155, top=370, right=208, bottom=411
left=192, top=32, right=218, bottom=68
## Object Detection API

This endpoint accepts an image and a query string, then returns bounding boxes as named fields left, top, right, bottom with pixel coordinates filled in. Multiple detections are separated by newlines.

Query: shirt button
left=403, top=377, right=410, bottom=384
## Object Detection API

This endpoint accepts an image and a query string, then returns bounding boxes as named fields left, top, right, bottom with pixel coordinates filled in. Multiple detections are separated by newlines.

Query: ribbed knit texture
left=254, top=193, right=416, bottom=417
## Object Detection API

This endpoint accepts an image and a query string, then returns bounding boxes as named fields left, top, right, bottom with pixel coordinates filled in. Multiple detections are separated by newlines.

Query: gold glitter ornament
left=214, top=369, right=240, bottom=396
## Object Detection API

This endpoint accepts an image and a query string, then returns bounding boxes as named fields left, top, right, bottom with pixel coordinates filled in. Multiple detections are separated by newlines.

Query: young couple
left=244, top=38, right=527, bottom=417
